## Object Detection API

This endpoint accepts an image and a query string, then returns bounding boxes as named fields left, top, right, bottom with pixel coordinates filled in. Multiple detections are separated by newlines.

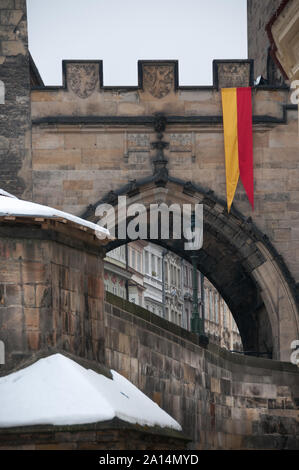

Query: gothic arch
left=82, top=176, right=299, bottom=361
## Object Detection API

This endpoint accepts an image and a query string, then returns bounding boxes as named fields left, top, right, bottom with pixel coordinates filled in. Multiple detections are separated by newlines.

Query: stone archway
left=82, top=176, right=299, bottom=362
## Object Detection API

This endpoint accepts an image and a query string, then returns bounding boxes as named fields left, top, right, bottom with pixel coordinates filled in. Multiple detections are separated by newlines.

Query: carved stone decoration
left=143, top=65, right=174, bottom=98
left=151, top=113, right=169, bottom=179
left=183, top=181, right=197, bottom=196
left=128, top=153, right=149, bottom=165
left=67, top=63, right=99, bottom=99
left=103, top=190, right=118, bottom=205
left=127, top=179, right=139, bottom=198
left=128, top=134, right=150, bottom=150
left=169, top=133, right=192, bottom=152
left=217, top=62, right=251, bottom=88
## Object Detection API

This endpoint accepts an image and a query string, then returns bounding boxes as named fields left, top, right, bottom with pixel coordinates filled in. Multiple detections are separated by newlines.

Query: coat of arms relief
left=67, top=63, right=99, bottom=99
left=142, top=65, right=175, bottom=99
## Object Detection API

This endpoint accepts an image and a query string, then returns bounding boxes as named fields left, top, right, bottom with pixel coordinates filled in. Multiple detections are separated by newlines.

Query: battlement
left=33, top=59, right=256, bottom=93
left=31, top=59, right=295, bottom=126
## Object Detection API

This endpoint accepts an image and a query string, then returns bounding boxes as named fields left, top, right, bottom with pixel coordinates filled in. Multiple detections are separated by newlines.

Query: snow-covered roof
left=0, top=188, right=17, bottom=198
left=0, top=192, right=110, bottom=239
left=0, top=354, right=181, bottom=431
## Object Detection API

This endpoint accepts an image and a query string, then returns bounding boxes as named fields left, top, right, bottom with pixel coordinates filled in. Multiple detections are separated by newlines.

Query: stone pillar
left=0, top=221, right=106, bottom=374
left=0, top=0, right=32, bottom=198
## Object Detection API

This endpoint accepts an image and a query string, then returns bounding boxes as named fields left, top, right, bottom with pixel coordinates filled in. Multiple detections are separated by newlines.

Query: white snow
left=0, top=189, right=17, bottom=198
left=0, top=194, right=110, bottom=238
left=0, top=354, right=181, bottom=431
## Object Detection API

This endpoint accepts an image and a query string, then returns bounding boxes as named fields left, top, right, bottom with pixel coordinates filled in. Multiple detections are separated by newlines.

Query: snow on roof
left=0, top=354, right=181, bottom=431
left=0, top=189, right=17, bottom=198
left=0, top=194, right=110, bottom=238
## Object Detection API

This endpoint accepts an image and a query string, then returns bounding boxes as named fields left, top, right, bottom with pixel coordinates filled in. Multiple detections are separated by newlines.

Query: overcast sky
left=27, top=0, right=247, bottom=86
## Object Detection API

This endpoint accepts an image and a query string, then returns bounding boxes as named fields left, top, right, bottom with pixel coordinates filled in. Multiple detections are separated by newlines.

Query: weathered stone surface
left=66, top=62, right=99, bottom=99
left=216, top=62, right=251, bottom=88
left=0, top=224, right=105, bottom=372
left=0, top=1, right=31, bottom=198
left=0, top=420, right=189, bottom=450
left=104, top=293, right=299, bottom=450
left=142, top=64, right=175, bottom=99
left=247, top=0, right=282, bottom=81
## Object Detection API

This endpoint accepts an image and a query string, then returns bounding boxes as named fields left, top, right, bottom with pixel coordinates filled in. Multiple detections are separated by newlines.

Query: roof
left=0, top=191, right=110, bottom=239
left=0, top=353, right=181, bottom=431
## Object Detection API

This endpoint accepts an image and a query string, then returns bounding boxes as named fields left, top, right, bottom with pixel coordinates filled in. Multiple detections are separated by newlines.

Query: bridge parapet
left=105, top=292, right=299, bottom=450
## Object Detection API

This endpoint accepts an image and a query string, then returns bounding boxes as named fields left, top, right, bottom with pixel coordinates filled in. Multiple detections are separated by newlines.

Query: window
left=185, top=308, right=190, bottom=330
left=137, top=252, right=141, bottom=273
left=215, top=295, right=219, bottom=324
left=209, top=291, right=213, bottom=322
left=157, top=258, right=161, bottom=279
left=205, top=289, right=208, bottom=319
left=177, top=269, right=181, bottom=288
left=151, top=254, right=156, bottom=276
left=120, top=245, right=126, bottom=262
left=0, top=81, right=5, bottom=105
left=144, top=251, right=149, bottom=274
left=223, top=304, right=227, bottom=328
left=184, top=266, right=188, bottom=286
left=164, top=261, right=168, bottom=283
left=131, top=249, right=136, bottom=269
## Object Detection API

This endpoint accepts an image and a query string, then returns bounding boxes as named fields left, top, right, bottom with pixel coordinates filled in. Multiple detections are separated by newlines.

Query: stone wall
left=0, top=0, right=32, bottom=198
left=0, top=419, right=189, bottom=450
left=0, top=221, right=298, bottom=450
left=247, top=0, right=282, bottom=80
left=104, top=293, right=299, bottom=450
left=30, top=62, right=299, bottom=290
left=0, top=221, right=105, bottom=373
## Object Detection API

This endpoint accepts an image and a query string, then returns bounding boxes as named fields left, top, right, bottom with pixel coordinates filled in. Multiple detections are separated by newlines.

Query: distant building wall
left=106, top=243, right=242, bottom=351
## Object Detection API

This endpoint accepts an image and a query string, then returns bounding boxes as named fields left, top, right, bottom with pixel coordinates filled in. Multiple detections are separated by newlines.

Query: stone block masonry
left=104, top=292, right=299, bottom=450
left=0, top=221, right=106, bottom=373
left=0, top=0, right=32, bottom=198
left=0, top=217, right=298, bottom=450
left=247, top=0, right=282, bottom=80
left=0, top=419, right=189, bottom=450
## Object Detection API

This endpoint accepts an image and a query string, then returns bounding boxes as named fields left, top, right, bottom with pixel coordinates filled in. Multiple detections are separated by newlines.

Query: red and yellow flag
left=221, top=87, right=254, bottom=212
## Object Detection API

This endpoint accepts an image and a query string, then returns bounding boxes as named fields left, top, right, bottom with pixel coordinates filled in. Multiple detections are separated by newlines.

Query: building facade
left=105, top=242, right=242, bottom=352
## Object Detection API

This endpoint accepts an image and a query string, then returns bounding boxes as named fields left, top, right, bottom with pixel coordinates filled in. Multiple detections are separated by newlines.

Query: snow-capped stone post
left=0, top=194, right=111, bottom=374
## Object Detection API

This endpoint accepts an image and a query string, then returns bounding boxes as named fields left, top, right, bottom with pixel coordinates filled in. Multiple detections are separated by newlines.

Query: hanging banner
left=221, top=87, right=254, bottom=212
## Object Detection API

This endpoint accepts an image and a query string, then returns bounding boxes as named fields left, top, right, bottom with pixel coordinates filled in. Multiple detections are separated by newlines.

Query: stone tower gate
left=0, top=1, right=298, bottom=362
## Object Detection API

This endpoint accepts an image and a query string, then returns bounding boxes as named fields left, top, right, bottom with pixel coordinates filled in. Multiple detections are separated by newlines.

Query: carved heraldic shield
left=67, top=64, right=99, bottom=99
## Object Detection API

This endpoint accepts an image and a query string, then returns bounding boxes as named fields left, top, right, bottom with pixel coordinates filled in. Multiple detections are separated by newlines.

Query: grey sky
left=27, top=0, right=247, bottom=86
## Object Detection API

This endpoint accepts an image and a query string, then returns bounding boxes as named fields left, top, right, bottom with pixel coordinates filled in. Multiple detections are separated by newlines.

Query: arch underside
left=82, top=177, right=299, bottom=361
